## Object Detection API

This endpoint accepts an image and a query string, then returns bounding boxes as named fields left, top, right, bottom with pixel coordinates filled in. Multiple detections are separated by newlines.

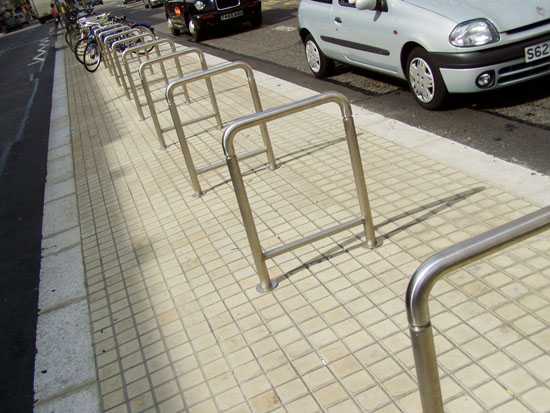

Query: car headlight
left=449, top=19, right=500, bottom=47
left=194, top=0, right=205, bottom=10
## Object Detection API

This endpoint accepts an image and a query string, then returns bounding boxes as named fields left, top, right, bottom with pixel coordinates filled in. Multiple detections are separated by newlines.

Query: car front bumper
left=193, top=1, right=260, bottom=28
left=434, top=32, right=550, bottom=94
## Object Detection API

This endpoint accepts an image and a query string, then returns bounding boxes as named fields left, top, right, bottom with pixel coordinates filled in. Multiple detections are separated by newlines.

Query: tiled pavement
left=34, top=33, right=550, bottom=413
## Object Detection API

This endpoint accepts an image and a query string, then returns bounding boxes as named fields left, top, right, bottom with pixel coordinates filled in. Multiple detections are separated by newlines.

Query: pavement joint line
left=32, top=33, right=549, bottom=413
left=37, top=294, right=89, bottom=316
left=33, top=380, right=97, bottom=402
left=41, top=239, right=82, bottom=257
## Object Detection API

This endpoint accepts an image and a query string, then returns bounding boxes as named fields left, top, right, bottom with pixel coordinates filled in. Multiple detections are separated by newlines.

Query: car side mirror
left=355, top=0, right=387, bottom=11
left=355, top=0, right=377, bottom=9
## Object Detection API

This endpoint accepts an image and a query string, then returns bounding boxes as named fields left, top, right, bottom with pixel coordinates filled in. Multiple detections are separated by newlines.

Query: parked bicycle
left=73, top=13, right=155, bottom=73
left=63, top=6, right=95, bottom=51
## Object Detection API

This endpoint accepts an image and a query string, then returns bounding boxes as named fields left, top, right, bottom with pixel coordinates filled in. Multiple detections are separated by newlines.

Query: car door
left=300, top=0, right=344, bottom=59
left=328, top=0, right=399, bottom=75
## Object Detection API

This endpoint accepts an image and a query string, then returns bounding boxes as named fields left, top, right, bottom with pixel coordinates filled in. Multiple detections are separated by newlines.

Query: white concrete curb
left=204, top=50, right=549, bottom=206
left=248, top=67, right=550, bottom=208
left=33, top=37, right=100, bottom=413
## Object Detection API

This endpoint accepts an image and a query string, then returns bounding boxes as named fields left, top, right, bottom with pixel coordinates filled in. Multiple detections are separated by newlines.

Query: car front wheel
left=168, top=17, right=180, bottom=35
left=406, top=47, right=448, bottom=110
left=187, top=17, right=202, bottom=41
left=251, top=13, right=262, bottom=28
left=304, top=34, right=334, bottom=78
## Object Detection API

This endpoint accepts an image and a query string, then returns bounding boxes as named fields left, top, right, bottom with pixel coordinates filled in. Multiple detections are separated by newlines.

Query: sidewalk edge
left=219, top=58, right=550, bottom=208
left=33, top=36, right=100, bottom=413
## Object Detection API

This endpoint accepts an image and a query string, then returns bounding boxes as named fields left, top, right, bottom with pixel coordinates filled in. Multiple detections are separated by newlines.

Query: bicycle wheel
left=74, top=37, right=89, bottom=64
left=69, top=28, right=81, bottom=52
left=83, top=42, right=101, bottom=73
left=64, top=27, right=73, bottom=46
left=132, top=24, right=155, bottom=53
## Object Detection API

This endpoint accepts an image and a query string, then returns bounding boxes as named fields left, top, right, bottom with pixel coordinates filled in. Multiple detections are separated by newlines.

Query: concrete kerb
left=243, top=67, right=550, bottom=208
left=191, top=50, right=550, bottom=206
left=33, top=36, right=100, bottom=412
left=33, top=33, right=550, bottom=412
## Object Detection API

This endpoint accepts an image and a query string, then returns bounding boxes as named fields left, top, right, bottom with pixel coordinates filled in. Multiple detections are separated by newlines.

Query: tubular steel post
left=98, top=26, right=131, bottom=74
left=111, top=31, right=155, bottom=90
left=122, top=38, right=177, bottom=120
left=244, top=72, right=276, bottom=171
left=104, top=29, right=142, bottom=85
left=405, top=206, right=550, bottom=413
left=112, top=33, right=156, bottom=99
left=93, top=23, right=122, bottom=49
left=94, top=24, right=124, bottom=70
left=166, top=61, right=274, bottom=197
left=222, top=91, right=380, bottom=292
left=94, top=23, right=124, bottom=67
left=94, top=24, right=124, bottom=56
left=228, top=150, right=275, bottom=292
left=139, top=49, right=209, bottom=148
left=343, top=115, right=380, bottom=248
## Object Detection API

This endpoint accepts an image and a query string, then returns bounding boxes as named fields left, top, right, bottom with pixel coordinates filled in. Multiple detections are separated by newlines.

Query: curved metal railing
left=166, top=61, right=275, bottom=197
left=122, top=38, right=177, bottom=119
left=222, top=91, right=380, bottom=292
left=406, top=205, right=550, bottom=413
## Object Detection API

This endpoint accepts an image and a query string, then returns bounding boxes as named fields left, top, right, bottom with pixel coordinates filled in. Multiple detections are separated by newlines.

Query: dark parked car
left=164, top=0, right=262, bottom=41
left=143, top=0, right=163, bottom=8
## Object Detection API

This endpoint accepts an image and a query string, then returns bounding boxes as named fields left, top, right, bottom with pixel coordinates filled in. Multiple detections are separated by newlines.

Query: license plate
left=525, top=40, right=550, bottom=63
left=220, top=10, right=244, bottom=21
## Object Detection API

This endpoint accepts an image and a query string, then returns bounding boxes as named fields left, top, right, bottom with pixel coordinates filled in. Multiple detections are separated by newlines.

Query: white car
left=298, top=0, right=550, bottom=109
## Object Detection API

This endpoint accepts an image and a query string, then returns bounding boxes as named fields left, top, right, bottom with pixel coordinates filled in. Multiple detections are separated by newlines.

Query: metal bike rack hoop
left=97, top=25, right=131, bottom=72
left=92, top=23, right=125, bottom=69
left=405, top=205, right=550, bottom=413
left=165, top=61, right=276, bottom=197
left=94, top=23, right=124, bottom=42
left=222, top=91, right=380, bottom=293
left=111, top=32, right=156, bottom=96
left=122, top=38, right=177, bottom=119
left=104, top=28, right=146, bottom=83
left=138, top=49, right=216, bottom=148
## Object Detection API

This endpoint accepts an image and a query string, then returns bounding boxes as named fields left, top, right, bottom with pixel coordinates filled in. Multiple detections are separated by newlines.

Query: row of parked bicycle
left=64, top=9, right=154, bottom=72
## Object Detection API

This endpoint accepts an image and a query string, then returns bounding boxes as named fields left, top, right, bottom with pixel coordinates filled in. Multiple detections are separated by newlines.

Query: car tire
left=406, top=47, right=448, bottom=110
left=251, top=13, right=262, bottom=28
left=304, top=34, right=334, bottom=78
left=187, top=17, right=202, bottom=42
left=144, top=0, right=149, bottom=8
left=168, top=17, right=180, bottom=35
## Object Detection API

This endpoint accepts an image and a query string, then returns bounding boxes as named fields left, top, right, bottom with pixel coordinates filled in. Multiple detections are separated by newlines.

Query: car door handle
left=334, top=17, right=342, bottom=23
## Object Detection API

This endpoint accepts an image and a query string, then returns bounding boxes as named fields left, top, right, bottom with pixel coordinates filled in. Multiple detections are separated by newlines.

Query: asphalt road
left=0, top=21, right=56, bottom=410
left=109, top=0, right=550, bottom=175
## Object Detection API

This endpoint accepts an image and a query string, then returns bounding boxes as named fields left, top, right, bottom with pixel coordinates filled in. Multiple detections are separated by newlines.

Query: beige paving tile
left=65, top=47, right=550, bottom=413
left=522, top=386, right=550, bottom=412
